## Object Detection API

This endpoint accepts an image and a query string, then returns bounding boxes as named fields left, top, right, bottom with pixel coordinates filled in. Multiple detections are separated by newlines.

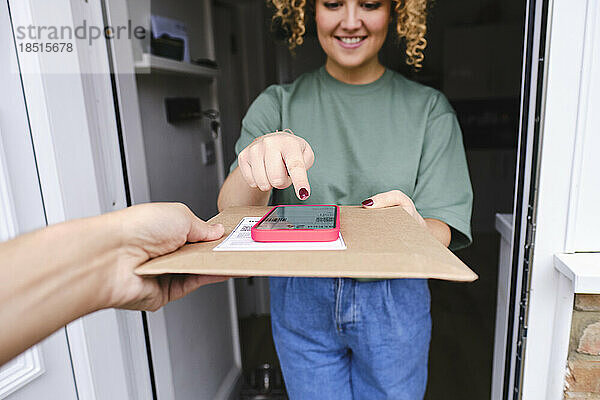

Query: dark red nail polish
left=299, top=188, right=309, bottom=200
left=362, top=199, right=373, bottom=207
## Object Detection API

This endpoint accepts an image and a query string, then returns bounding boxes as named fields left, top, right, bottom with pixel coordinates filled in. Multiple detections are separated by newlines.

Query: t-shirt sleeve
left=228, top=86, right=282, bottom=174
left=413, top=93, right=473, bottom=251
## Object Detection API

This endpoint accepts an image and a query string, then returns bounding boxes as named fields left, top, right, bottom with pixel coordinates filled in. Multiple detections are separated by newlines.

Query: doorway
left=212, top=1, right=527, bottom=399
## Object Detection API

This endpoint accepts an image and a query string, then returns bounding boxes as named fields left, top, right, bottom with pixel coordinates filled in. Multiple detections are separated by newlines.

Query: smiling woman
left=271, top=0, right=428, bottom=69
left=216, top=0, right=472, bottom=397
left=315, top=0, right=392, bottom=83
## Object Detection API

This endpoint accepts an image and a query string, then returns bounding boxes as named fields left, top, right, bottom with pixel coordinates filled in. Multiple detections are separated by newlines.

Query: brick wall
left=564, top=295, right=600, bottom=399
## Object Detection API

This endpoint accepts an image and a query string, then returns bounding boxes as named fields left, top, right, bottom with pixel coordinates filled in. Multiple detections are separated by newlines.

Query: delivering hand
left=0, top=202, right=229, bottom=365
left=237, top=131, right=315, bottom=200
left=105, top=203, right=229, bottom=311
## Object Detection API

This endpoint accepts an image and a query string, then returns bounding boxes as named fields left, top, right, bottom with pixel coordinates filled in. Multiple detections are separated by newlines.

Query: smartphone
left=251, top=205, right=340, bottom=242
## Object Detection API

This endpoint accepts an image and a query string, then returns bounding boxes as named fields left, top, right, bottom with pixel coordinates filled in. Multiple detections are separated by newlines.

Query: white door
left=0, top=2, right=78, bottom=398
left=3, top=0, right=241, bottom=397
left=4, top=0, right=154, bottom=398
left=4, top=0, right=244, bottom=397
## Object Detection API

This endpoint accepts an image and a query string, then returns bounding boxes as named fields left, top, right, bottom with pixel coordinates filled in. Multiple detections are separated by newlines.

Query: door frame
left=502, top=0, right=600, bottom=398
left=499, top=0, right=549, bottom=397
left=523, top=0, right=600, bottom=398
left=7, top=0, right=153, bottom=398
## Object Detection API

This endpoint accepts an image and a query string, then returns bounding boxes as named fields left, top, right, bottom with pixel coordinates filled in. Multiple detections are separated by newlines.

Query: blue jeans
left=270, top=277, right=431, bottom=400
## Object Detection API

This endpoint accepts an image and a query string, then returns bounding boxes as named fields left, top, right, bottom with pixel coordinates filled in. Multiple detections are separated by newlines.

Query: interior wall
left=136, top=75, right=218, bottom=219
left=426, top=0, right=525, bottom=80
left=420, top=2, right=524, bottom=399
left=135, top=67, right=235, bottom=400
left=214, top=2, right=244, bottom=173
left=162, top=283, right=235, bottom=399
left=214, top=0, right=271, bottom=171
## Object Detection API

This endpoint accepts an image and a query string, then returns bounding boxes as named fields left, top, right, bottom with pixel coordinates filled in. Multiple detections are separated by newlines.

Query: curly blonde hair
left=270, top=0, right=428, bottom=69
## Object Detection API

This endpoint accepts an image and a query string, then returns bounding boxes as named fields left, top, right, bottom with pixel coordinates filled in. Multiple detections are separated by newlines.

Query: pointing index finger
left=282, top=147, right=310, bottom=200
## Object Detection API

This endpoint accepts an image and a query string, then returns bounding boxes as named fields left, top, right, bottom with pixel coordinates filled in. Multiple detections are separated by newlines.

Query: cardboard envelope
left=135, top=206, right=478, bottom=282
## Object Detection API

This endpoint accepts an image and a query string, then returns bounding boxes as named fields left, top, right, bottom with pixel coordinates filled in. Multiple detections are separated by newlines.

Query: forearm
left=424, top=218, right=451, bottom=248
left=0, top=216, right=119, bottom=364
left=217, top=167, right=271, bottom=211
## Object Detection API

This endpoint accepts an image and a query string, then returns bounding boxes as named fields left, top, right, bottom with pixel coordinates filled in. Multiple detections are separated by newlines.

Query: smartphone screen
left=254, top=205, right=337, bottom=230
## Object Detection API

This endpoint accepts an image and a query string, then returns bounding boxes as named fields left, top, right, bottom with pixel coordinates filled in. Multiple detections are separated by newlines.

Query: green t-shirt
left=230, top=66, right=473, bottom=256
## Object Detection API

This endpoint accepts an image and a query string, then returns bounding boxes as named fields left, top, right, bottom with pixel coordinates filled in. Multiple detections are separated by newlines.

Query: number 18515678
left=18, top=42, right=73, bottom=53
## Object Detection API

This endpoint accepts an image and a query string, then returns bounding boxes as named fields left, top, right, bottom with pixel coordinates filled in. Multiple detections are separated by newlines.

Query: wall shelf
left=134, top=54, right=218, bottom=78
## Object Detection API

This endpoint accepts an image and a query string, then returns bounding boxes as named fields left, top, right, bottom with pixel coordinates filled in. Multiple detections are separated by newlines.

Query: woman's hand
left=361, top=190, right=427, bottom=227
left=361, top=190, right=451, bottom=246
left=237, top=131, right=315, bottom=200
left=105, top=203, right=229, bottom=311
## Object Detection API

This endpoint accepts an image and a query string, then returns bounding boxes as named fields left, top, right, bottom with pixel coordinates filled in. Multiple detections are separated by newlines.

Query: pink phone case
left=251, top=205, right=340, bottom=242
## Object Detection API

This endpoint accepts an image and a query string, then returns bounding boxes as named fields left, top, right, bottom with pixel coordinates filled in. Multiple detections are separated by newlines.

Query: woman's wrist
left=218, top=167, right=271, bottom=211
left=423, top=218, right=452, bottom=247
